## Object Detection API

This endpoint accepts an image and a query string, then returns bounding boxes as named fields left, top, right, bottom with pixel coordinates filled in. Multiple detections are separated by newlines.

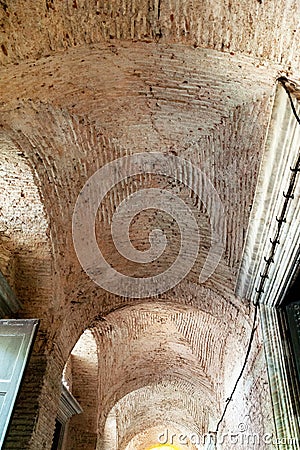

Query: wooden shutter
left=0, top=319, right=39, bottom=448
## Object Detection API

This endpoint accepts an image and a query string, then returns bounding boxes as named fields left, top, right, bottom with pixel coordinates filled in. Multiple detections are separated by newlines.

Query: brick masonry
left=0, top=1, right=298, bottom=449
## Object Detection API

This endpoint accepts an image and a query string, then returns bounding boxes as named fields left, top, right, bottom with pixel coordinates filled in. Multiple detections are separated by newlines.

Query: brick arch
left=0, top=105, right=260, bottom=450
left=88, top=300, right=253, bottom=442
left=103, top=378, right=215, bottom=450
left=0, top=135, right=63, bottom=450
left=53, top=276, right=251, bottom=366
left=0, top=0, right=299, bottom=73
left=0, top=89, right=262, bottom=365
left=0, top=45, right=275, bottom=350
left=0, top=134, right=55, bottom=330
left=40, top=283, right=254, bottom=448
left=0, top=25, right=282, bottom=449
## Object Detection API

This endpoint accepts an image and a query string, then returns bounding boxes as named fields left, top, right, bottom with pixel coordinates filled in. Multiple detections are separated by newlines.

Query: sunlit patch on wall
left=147, top=444, right=182, bottom=450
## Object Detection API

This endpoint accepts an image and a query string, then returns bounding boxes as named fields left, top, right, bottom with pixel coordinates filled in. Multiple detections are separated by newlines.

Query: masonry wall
left=64, top=331, right=98, bottom=450
left=221, top=326, right=275, bottom=450
left=2, top=350, right=64, bottom=450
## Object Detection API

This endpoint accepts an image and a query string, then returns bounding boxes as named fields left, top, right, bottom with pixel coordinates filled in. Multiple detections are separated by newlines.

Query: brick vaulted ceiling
left=0, top=0, right=299, bottom=447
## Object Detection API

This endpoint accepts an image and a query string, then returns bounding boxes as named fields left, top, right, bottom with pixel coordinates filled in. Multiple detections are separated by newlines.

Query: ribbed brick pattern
left=0, top=3, right=285, bottom=448
left=0, top=44, right=274, bottom=318
left=91, top=302, right=253, bottom=438
left=112, top=379, right=213, bottom=447
left=0, top=0, right=299, bottom=73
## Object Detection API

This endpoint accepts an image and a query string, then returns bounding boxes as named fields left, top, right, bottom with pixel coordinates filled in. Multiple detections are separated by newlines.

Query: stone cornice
left=236, top=83, right=300, bottom=307
left=260, top=305, right=300, bottom=449
left=57, top=384, right=83, bottom=424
